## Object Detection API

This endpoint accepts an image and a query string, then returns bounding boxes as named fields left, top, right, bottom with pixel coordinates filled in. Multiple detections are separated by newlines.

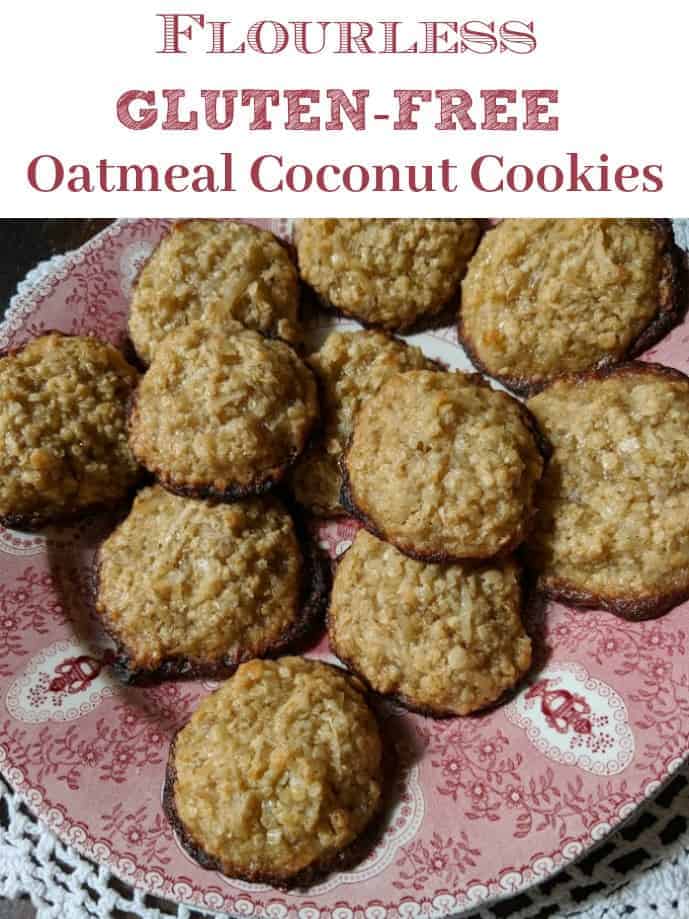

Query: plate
left=1, top=218, right=689, bottom=919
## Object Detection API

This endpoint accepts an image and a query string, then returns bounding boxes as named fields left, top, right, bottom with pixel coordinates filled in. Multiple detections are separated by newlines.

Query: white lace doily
left=2, top=245, right=689, bottom=919
left=2, top=741, right=689, bottom=918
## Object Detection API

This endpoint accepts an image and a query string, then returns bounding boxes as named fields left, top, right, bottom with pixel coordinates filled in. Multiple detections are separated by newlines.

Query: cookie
left=297, top=218, right=480, bottom=330
left=0, top=333, right=139, bottom=529
left=329, top=531, right=530, bottom=717
left=343, top=370, right=545, bottom=561
left=526, top=362, right=689, bottom=620
left=290, top=330, right=436, bottom=515
left=460, top=219, right=682, bottom=395
left=164, top=657, right=384, bottom=887
left=95, top=487, right=327, bottom=682
left=129, top=220, right=301, bottom=364
left=128, top=321, right=319, bottom=499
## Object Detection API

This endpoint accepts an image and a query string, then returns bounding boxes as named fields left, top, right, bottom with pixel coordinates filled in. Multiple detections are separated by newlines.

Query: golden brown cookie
left=128, top=322, right=319, bottom=499
left=95, top=487, right=328, bottom=682
left=297, top=218, right=480, bottom=330
left=0, top=333, right=139, bottom=529
left=459, top=219, right=682, bottom=395
left=526, top=362, right=689, bottom=620
left=329, top=531, right=530, bottom=717
left=343, top=370, right=545, bottom=561
left=290, top=330, right=436, bottom=515
left=129, top=220, right=301, bottom=364
left=164, top=657, right=384, bottom=887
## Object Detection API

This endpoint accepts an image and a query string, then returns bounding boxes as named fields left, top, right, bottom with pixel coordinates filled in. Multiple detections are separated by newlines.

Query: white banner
left=2, top=0, right=685, bottom=215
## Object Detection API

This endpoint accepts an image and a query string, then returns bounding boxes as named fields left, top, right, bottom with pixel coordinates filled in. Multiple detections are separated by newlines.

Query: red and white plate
left=1, top=218, right=689, bottom=919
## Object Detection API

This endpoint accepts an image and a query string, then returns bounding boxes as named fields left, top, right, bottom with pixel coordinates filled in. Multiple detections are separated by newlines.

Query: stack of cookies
left=292, top=220, right=541, bottom=717
left=1, top=216, right=687, bottom=889
left=459, top=219, right=689, bottom=620
left=103, top=223, right=325, bottom=685
left=327, top=368, right=543, bottom=716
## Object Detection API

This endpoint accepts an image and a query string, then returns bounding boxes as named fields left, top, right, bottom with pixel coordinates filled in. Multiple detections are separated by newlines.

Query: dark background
left=0, top=221, right=113, bottom=309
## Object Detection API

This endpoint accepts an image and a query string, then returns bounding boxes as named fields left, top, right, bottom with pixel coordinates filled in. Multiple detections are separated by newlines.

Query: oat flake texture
left=460, top=218, right=678, bottom=393
left=96, top=487, right=303, bottom=676
left=0, top=333, right=139, bottom=527
left=526, top=363, right=689, bottom=618
left=344, top=370, right=544, bottom=561
left=290, top=329, right=436, bottom=515
left=128, top=321, right=319, bottom=497
left=168, top=657, right=383, bottom=884
left=297, top=218, right=480, bottom=330
left=129, top=219, right=301, bottom=364
left=329, top=530, right=531, bottom=716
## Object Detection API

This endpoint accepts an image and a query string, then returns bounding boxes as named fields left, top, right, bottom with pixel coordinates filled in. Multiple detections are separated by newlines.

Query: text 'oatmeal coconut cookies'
left=343, top=370, right=545, bottom=562
left=526, top=363, right=689, bottom=620
left=129, top=220, right=301, bottom=364
left=290, top=329, right=437, bottom=515
left=95, top=487, right=328, bottom=682
left=165, top=657, right=384, bottom=888
left=0, top=333, right=140, bottom=529
left=460, top=218, right=683, bottom=395
left=329, top=531, right=531, bottom=717
left=297, top=218, right=480, bottom=331
left=128, top=321, right=319, bottom=499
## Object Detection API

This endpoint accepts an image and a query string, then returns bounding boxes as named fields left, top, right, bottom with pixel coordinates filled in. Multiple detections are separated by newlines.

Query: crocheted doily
left=2, top=763, right=689, bottom=919
left=2, top=239, right=689, bottom=919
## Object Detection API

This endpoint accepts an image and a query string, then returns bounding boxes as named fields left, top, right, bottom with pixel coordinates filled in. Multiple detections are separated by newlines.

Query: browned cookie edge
left=92, top=503, right=330, bottom=685
left=340, top=375, right=548, bottom=563
left=458, top=219, right=687, bottom=397
left=0, top=331, right=141, bottom=530
left=126, top=352, right=320, bottom=502
left=128, top=219, right=300, bottom=366
left=526, top=360, right=689, bottom=620
left=297, top=220, right=483, bottom=334
left=162, top=662, right=388, bottom=890
left=327, top=546, right=530, bottom=717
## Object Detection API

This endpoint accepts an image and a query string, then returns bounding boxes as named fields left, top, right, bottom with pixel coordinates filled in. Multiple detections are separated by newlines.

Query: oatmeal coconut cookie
left=329, top=531, right=531, bottom=717
left=459, top=219, right=682, bottom=395
left=129, top=219, right=301, bottom=364
left=296, top=218, right=480, bottom=330
left=95, top=487, right=327, bottom=682
left=128, top=321, right=319, bottom=499
left=526, top=362, right=689, bottom=619
left=290, top=329, right=436, bottom=515
left=0, top=333, right=139, bottom=529
left=164, top=657, right=384, bottom=887
left=343, top=370, right=545, bottom=561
